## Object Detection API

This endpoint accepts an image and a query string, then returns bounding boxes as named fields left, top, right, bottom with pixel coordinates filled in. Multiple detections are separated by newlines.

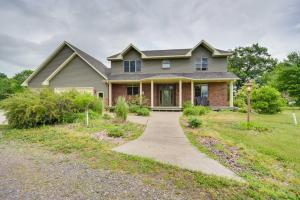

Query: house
left=22, top=40, right=238, bottom=110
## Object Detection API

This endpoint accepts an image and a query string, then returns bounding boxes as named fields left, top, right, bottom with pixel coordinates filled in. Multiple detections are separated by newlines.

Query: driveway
left=114, top=112, right=242, bottom=182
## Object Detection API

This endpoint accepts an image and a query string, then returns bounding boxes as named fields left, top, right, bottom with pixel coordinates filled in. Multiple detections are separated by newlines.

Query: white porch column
left=191, top=81, right=194, bottom=105
left=108, top=82, right=112, bottom=107
left=139, top=81, right=143, bottom=105
left=229, top=81, right=234, bottom=107
left=151, top=80, right=154, bottom=108
left=179, top=79, right=182, bottom=108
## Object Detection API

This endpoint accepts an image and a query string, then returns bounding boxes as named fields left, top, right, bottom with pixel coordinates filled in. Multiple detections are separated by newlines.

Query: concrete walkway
left=113, top=112, right=243, bottom=182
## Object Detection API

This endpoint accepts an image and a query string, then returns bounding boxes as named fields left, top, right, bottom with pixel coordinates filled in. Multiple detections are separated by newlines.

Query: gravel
left=0, top=142, right=188, bottom=200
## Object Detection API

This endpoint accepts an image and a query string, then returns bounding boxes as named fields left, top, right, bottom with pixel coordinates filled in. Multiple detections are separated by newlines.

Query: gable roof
left=107, top=40, right=232, bottom=60
left=22, top=41, right=108, bottom=86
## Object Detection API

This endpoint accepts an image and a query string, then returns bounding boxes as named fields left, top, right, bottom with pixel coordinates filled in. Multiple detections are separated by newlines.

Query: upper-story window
left=162, top=60, right=171, bottom=69
left=195, top=57, right=208, bottom=71
left=124, top=60, right=141, bottom=72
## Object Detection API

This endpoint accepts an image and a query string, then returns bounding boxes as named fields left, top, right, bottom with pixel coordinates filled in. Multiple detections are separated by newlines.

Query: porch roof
left=107, top=72, right=238, bottom=82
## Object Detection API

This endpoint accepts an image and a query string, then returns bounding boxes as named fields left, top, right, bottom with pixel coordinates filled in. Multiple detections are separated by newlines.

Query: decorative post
left=151, top=80, right=154, bottom=108
left=246, top=81, right=252, bottom=123
left=179, top=79, right=182, bottom=108
left=229, top=81, right=234, bottom=107
left=191, top=81, right=194, bottom=105
left=108, top=82, right=112, bottom=107
left=139, top=81, right=143, bottom=105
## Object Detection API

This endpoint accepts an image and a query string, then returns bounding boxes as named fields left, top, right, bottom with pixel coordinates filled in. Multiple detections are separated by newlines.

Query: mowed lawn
left=182, top=109, right=300, bottom=199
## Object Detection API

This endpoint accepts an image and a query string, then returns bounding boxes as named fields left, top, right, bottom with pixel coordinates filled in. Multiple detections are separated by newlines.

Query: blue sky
left=0, top=0, right=299, bottom=76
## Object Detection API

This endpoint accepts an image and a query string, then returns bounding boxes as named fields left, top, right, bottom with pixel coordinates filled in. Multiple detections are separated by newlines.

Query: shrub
left=237, top=121, right=269, bottom=132
left=183, top=106, right=209, bottom=116
left=183, top=107, right=198, bottom=116
left=129, top=104, right=140, bottom=113
left=127, top=94, right=149, bottom=106
left=114, top=96, right=128, bottom=121
left=0, top=89, right=103, bottom=128
left=234, top=82, right=258, bottom=112
left=102, top=113, right=112, bottom=120
left=251, top=86, right=284, bottom=114
left=183, top=101, right=192, bottom=109
left=136, top=107, right=150, bottom=116
left=107, top=126, right=124, bottom=138
left=73, top=92, right=102, bottom=114
left=188, top=117, right=202, bottom=128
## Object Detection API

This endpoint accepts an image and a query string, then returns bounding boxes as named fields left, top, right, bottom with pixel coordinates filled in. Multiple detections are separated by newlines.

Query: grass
left=1, top=110, right=299, bottom=199
left=181, top=109, right=300, bottom=199
left=0, top=115, right=244, bottom=199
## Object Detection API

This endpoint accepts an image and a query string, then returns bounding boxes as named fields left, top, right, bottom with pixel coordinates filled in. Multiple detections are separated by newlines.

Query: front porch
left=108, top=78, right=234, bottom=110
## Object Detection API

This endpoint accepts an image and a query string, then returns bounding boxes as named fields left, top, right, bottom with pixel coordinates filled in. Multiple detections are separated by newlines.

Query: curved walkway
left=113, top=112, right=243, bottom=182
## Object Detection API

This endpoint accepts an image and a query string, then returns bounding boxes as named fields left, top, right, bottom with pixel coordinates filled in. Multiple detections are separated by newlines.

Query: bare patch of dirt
left=91, top=131, right=125, bottom=145
left=198, top=136, right=244, bottom=173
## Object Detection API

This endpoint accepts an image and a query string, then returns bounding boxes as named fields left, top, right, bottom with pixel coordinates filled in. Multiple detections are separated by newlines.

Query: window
left=124, top=60, right=142, bottom=72
left=195, top=57, right=208, bottom=71
left=162, top=60, right=171, bottom=69
left=195, top=84, right=208, bottom=98
left=124, top=61, right=130, bottom=72
left=127, top=85, right=139, bottom=95
left=98, top=92, right=104, bottom=98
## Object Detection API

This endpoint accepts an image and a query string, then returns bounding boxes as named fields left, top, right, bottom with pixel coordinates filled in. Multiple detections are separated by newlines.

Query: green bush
left=183, top=101, right=192, bottom=109
left=107, top=126, right=124, bottom=137
left=129, top=104, right=140, bottom=113
left=188, top=117, right=202, bottom=128
left=183, top=106, right=209, bottom=116
left=114, top=96, right=129, bottom=121
left=237, top=121, right=269, bottom=132
left=102, top=113, right=112, bottom=120
left=251, top=86, right=284, bottom=114
left=73, top=92, right=102, bottom=114
left=127, top=94, right=149, bottom=106
left=136, top=107, right=150, bottom=116
left=0, top=89, right=102, bottom=128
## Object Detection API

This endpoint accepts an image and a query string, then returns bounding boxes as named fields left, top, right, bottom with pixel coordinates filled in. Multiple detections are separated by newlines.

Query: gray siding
left=49, top=56, right=107, bottom=97
left=28, top=46, right=74, bottom=87
left=110, top=45, right=227, bottom=75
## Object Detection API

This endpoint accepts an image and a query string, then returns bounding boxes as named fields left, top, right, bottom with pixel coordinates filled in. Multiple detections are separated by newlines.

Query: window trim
left=127, top=85, right=139, bottom=96
left=195, top=57, right=208, bottom=71
left=97, top=91, right=104, bottom=99
left=162, top=60, right=171, bottom=69
left=123, top=60, right=142, bottom=73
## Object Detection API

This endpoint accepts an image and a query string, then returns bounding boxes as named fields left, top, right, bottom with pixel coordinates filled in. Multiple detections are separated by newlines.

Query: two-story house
left=22, top=40, right=238, bottom=110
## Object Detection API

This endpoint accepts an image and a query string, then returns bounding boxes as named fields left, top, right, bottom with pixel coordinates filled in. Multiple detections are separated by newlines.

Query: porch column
left=151, top=80, right=154, bottom=108
left=191, top=81, right=194, bottom=105
left=179, top=80, right=182, bottom=108
left=229, top=81, right=234, bottom=107
left=108, top=82, right=112, bottom=107
left=139, top=81, right=143, bottom=105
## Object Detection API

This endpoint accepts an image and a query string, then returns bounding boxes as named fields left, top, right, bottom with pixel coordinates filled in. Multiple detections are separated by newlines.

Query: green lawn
left=1, top=111, right=299, bottom=199
left=181, top=109, right=300, bottom=199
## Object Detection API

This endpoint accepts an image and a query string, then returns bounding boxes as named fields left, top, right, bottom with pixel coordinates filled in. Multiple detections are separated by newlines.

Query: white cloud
left=0, top=0, right=299, bottom=76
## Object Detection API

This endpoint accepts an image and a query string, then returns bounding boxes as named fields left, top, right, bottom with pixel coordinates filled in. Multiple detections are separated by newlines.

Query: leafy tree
left=276, top=52, right=300, bottom=105
left=0, top=70, right=33, bottom=100
left=13, top=70, right=33, bottom=85
left=228, top=43, right=277, bottom=89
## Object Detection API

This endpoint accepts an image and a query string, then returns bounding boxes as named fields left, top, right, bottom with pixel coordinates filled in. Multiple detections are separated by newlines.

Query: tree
left=228, top=43, right=277, bottom=89
left=276, top=52, right=300, bottom=105
left=0, top=70, right=33, bottom=100
left=12, top=70, right=33, bottom=85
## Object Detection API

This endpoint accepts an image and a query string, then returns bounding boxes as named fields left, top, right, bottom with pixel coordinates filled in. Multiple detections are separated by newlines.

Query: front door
left=159, top=85, right=175, bottom=106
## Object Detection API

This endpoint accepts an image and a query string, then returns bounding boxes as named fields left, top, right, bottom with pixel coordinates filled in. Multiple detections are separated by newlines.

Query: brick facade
left=208, top=82, right=228, bottom=106
left=111, top=82, right=228, bottom=107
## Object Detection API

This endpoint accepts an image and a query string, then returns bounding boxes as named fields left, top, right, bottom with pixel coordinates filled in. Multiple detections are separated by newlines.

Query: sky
left=0, top=0, right=299, bottom=77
